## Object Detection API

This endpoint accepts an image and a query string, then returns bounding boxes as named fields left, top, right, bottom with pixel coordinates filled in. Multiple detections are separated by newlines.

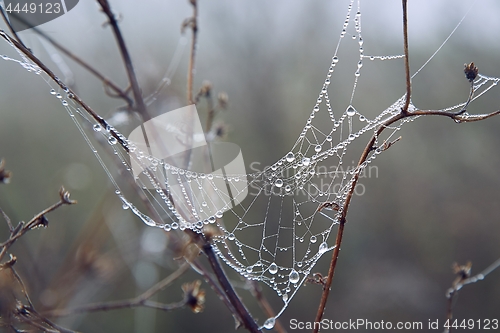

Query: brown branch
left=96, top=0, right=148, bottom=121
left=185, top=0, right=198, bottom=105
left=313, top=102, right=500, bottom=332
left=201, top=241, right=262, bottom=332
left=44, top=262, right=190, bottom=317
left=0, top=5, right=27, bottom=50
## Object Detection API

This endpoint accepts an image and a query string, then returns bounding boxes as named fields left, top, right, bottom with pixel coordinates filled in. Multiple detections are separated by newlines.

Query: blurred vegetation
left=1, top=0, right=500, bottom=332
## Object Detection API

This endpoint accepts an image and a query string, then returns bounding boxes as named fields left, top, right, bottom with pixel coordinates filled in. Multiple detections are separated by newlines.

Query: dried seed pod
left=464, top=62, right=478, bottom=82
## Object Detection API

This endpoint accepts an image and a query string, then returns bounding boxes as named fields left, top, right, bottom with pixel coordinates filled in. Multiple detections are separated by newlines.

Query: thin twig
left=96, top=0, right=148, bottom=121
left=444, top=258, right=500, bottom=333
left=185, top=0, right=198, bottom=105
left=0, top=187, right=76, bottom=262
left=31, top=25, right=133, bottom=106
left=44, top=262, right=190, bottom=317
left=401, top=0, right=411, bottom=114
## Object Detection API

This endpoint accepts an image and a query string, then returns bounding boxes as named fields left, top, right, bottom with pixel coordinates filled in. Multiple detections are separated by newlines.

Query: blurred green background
left=1, top=0, right=500, bottom=332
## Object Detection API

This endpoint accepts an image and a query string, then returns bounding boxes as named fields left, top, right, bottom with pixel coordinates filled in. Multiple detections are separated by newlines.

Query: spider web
left=1, top=0, right=500, bottom=329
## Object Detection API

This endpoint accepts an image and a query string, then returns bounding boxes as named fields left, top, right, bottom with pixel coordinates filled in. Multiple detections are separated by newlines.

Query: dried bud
left=214, top=123, right=227, bottom=138
left=464, top=62, right=478, bottom=82
left=453, top=261, right=472, bottom=280
left=200, top=80, right=212, bottom=97
left=59, top=186, right=77, bottom=205
left=217, top=92, right=228, bottom=109
left=182, top=280, right=205, bottom=313
left=0, top=159, right=12, bottom=184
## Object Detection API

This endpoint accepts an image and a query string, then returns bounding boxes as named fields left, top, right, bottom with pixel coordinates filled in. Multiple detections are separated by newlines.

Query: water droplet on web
left=246, top=266, right=253, bottom=273
left=289, top=269, right=300, bottom=284
left=61, top=100, right=68, bottom=106
left=108, top=136, right=117, bottom=145
left=164, top=224, right=171, bottom=232
left=275, top=179, right=283, bottom=187
left=285, top=185, right=291, bottom=192
left=355, top=70, right=360, bottom=77
left=319, top=242, right=328, bottom=253
left=348, top=134, right=355, bottom=141
left=332, top=56, right=339, bottom=63
left=93, top=124, right=102, bottom=132
left=359, top=115, right=366, bottom=122
left=326, top=135, right=332, bottom=142
left=310, top=235, right=317, bottom=243
left=269, top=263, right=278, bottom=274
left=215, top=211, right=223, bottom=218
left=228, top=233, right=235, bottom=241
left=50, top=89, right=56, bottom=95
left=302, top=157, right=311, bottom=166
left=263, top=317, right=276, bottom=330
left=315, top=145, right=322, bottom=152
left=282, top=293, right=288, bottom=302
left=56, top=93, right=62, bottom=99
left=286, top=152, right=295, bottom=162
left=346, top=105, right=356, bottom=116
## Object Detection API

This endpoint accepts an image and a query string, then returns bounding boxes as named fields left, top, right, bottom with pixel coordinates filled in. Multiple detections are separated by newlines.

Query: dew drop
left=285, top=152, right=295, bottom=162
left=302, top=157, right=311, bottom=166
left=108, top=136, right=117, bottom=145
left=263, top=317, right=276, bottom=330
left=50, top=89, right=56, bottom=95
left=164, top=224, right=171, bottom=232
left=215, top=211, right=223, bottom=218
left=315, top=145, right=322, bottom=152
left=346, top=105, right=356, bottom=116
left=269, top=263, right=278, bottom=274
left=326, top=135, right=332, bottom=142
left=285, top=185, right=291, bottom=192
left=319, top=242, right=328, bottom=253
left=275, top=179, right=283, bottom=188
left=282, top=293, right=289, bottom=302
left=246, top=266, right=253, bottom=273
left=332, top=56, right=339, bottom=63
left=289, top=269, right=300, bottom=284
left=93, top=124, right=102, bottom=132
left=349, top=134, right=356, bottom=141
left=310, top=235, right=317, bottom=243
left=227, top=233, right=235, bottom=241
